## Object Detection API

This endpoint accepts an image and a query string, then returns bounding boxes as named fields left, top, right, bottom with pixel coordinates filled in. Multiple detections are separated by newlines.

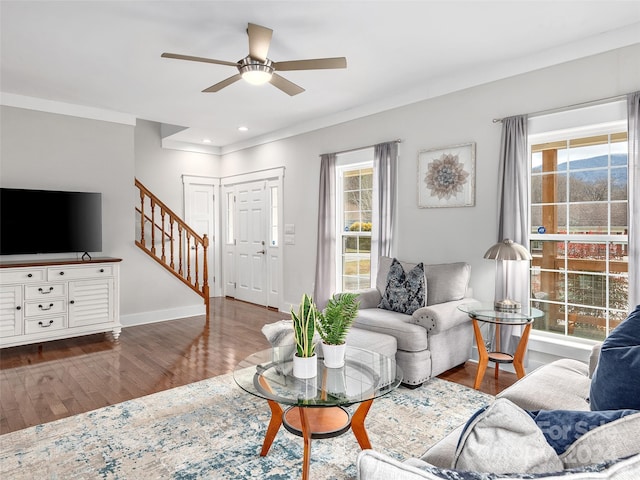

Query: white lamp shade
left=484, top=239, right=532, bottom=261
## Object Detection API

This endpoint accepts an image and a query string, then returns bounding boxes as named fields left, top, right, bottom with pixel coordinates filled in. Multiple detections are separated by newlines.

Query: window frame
left=269, top=185, right=279, bottom=247
left=335, top=155, right=374, bottom=292
left=528, top=120, right=629, bottom=342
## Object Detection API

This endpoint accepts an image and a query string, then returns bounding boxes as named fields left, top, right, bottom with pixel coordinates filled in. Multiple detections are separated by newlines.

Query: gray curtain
left=371, top=142, right=398, bottom=283
left=496, top=115, right=530, bottom=354
left=313, top=153, right=336, bottom=309
left=628, top=92, right=640, bottom=309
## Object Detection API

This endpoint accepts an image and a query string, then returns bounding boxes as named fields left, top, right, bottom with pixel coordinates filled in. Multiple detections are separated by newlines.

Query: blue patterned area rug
left=1, top=373, right=492, bottom=479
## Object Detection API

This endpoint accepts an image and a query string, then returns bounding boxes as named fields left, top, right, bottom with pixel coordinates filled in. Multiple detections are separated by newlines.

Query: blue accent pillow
left=590, top=304, right=640, bottom=411
left=378, top=258, right=426, bottom=315
left=527, top=409, right=639, bottom=455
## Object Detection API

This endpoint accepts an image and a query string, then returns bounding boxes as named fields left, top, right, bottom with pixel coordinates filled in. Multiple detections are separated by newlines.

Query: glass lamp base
left=494, top=299, right=521, bottom=313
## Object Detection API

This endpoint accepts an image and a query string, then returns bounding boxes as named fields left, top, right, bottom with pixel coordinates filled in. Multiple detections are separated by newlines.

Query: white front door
left=235, top=181, right=268, bottom=305
left=183, top=179, right=216, bottom=294
left=221, top=167, right=284, bottom=309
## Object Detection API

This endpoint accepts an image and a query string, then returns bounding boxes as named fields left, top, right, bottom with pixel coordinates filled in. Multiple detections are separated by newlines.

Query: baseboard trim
left=120, top=304, right=206, bottom=327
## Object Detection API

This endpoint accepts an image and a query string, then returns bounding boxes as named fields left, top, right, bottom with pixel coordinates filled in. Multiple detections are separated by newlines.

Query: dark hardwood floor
left=0, top=297, right=516, bottom=435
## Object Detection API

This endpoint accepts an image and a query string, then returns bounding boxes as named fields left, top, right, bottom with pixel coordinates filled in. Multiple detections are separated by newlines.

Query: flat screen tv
left=0, top=188, right=102, bottom=255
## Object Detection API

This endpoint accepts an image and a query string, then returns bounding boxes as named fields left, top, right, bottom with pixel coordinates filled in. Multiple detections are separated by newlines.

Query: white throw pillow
left=453, top=398, right=563, bottom=474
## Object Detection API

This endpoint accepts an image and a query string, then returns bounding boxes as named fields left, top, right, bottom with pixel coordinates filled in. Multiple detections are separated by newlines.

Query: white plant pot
left=292, top=354, right=317, bottom=379
left=322, top=342, right=346, bottom=368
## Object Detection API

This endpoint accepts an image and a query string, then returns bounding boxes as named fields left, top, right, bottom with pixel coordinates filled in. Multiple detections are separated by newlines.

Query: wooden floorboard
left=0, top=297, right=516, bottom=435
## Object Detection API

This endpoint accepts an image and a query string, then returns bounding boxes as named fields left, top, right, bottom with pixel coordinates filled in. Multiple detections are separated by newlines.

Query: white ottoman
left=345, top=327, right=397, bottom=359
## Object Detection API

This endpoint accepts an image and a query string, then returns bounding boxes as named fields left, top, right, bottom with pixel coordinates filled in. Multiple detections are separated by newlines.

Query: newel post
left=202, top=234, right=210, bottom=321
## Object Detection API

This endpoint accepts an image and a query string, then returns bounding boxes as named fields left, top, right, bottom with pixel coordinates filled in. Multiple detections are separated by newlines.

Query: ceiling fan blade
left=273, top=57, right=347, bottom=71
left=202, top=74, right=242, bottom=92
left=161, top=52, right=238, bottom=67
left=269, top=73, right=305, bottom=96
left=247, top=23, right=273, bottom=62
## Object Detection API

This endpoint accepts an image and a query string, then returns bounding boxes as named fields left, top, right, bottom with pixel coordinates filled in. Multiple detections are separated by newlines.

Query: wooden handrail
left=134, top=178, right=210, bottom=319
left=135, top=179, right=205, bottom=241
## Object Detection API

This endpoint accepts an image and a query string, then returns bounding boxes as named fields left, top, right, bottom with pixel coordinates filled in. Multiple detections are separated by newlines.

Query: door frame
left=221, top=167, right=284, bottom=310
left=182, top=175, right=222, bottom=297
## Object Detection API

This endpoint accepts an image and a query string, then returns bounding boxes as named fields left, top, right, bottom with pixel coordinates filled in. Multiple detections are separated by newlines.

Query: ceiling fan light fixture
left=242, top=68, right=272, bottom=85
left=239, top=57, right=273, bottom=85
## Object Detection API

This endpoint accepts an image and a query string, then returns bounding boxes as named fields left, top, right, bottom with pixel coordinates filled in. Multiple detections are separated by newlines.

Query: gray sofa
left=357, top=344, right=640, bottom=478
left=349, top=256, right=476, bottom=387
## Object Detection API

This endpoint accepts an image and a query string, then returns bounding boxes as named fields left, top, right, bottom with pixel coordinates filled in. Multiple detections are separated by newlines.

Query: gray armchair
left=349, top=256, right=476, bottom=387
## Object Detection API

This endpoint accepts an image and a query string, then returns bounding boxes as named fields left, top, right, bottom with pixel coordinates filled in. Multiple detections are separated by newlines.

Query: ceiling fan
left=161, top=23, right=347, bottom=96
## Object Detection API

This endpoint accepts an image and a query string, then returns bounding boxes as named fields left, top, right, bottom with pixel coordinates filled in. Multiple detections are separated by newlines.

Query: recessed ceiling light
left=238, top=126, right=249, bottom=132
left=202, top=138, right=212, bottom=143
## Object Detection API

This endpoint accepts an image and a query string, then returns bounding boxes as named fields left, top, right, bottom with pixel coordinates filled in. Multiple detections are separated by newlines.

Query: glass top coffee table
left=233, top=345, right=402, bottom=480
left=458, top=302, right=543, bottom=389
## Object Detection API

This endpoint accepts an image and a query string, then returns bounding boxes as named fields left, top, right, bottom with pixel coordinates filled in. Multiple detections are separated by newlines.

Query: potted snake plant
left=291, top=293, right=320, bottom=378
left=316, top=292, right=360, bottom=368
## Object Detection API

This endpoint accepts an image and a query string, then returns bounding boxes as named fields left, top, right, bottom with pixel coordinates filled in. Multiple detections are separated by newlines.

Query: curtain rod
left=321, top=139, right=402, bottom=157
left=492, top=93, right=629, bottom=123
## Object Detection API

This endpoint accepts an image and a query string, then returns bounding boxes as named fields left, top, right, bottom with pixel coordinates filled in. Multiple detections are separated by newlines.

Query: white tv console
left=0, top=257, right=121, bottom=348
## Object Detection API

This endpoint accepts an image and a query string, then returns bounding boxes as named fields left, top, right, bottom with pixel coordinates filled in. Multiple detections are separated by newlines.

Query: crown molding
left=161, top=138, right=222, bottom=155
left=0, top=92, right=136, bottom=126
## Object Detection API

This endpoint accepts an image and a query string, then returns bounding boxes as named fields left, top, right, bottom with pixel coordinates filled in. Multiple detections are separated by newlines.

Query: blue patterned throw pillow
left=378, top=258, right=426, bottom=315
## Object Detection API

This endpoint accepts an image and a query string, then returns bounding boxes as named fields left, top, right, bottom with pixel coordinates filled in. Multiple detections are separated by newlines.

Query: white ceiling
left=2, top=1, right=640, bottom=154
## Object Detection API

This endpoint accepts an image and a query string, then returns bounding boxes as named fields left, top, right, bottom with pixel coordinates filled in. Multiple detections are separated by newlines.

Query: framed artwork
left=417, top=142, right=476, bottom=208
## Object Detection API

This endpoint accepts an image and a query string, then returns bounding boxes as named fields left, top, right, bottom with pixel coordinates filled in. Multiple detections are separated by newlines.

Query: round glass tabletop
left=233, top=345, right=402, bottom=407
left=458, top=302, right=544, bottom=325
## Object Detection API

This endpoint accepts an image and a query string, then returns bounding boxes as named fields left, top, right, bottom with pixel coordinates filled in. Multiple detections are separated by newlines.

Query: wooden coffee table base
left=472, top=318, right=532, bottom=389
left=283, top=406, right=351, bottom=438
left=260, top=398, right=374, bottom=480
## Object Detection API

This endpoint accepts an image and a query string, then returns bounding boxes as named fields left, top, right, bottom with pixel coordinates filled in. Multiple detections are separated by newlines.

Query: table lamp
left=484, top=239, right=532, bottom=312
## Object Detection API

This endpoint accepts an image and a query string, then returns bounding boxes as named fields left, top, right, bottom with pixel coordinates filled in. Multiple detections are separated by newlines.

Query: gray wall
left=221, top=44, right=640, bottom=311
left=0, top=106, right=136, bottom=311
left=0, top=108, right=214, bottom=323
left=134, top=119, right=222, bottom=214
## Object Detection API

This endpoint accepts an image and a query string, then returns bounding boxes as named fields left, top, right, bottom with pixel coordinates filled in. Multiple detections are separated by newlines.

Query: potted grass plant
left=291, top=293, right=320, bottom=378
left=316, top=292, right=360, bottom=368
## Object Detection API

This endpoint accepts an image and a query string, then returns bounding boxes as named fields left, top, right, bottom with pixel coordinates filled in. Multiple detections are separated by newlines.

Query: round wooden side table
left=458, top=302, right=543, bottom=389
